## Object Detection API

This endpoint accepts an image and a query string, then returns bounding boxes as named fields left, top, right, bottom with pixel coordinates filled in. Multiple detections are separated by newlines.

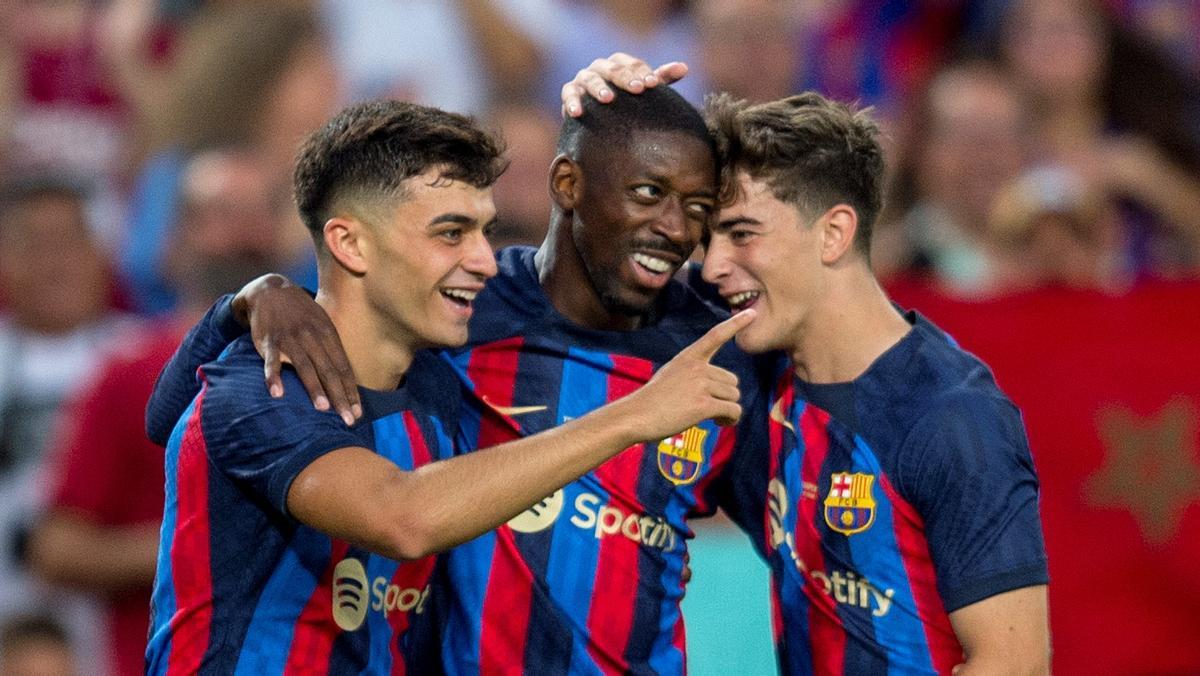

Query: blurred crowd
left=0, top=0, right=1198, bottom=674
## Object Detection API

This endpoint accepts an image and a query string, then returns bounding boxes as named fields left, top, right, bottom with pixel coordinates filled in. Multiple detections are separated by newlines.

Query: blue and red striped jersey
left=724, top=311, right=1048, bottom=675
left=438, top=246, right=762, bottom=675
left=146, top=338, right=458, bottom=675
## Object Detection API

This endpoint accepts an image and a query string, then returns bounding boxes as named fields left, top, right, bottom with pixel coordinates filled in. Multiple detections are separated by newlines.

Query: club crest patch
left=823, top=472, right=876, bottom=535
left=657, top=426, right=707, bottom=485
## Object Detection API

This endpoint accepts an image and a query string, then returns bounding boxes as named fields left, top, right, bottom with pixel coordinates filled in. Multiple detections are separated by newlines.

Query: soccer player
left=570, top=57, right=1052, bottom=674
left=147, top=86, right=762, bottom=674
left=142, top=99, right=751, bottom=674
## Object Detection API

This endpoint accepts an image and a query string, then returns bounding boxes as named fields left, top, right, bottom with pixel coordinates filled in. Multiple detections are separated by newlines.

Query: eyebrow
left=428, top=213, right=479, bottom=229
left=713, top=216, right=761, bottom=231
left=640, top=173, right=718, bottom=199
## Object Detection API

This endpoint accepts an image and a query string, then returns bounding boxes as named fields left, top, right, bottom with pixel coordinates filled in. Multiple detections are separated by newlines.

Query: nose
left=464, top=230, right=498, bottom=280
left=651, top=196, right=694, bottom=247
left=701, top=236, right=731, bottom=285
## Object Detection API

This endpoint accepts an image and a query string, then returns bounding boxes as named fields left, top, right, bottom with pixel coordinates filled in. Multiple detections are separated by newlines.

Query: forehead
left=586, top=129, right=716, bottom=187
left=719, top=172, right=802, bottom=225
left=388, top=169, right=495, bottom=220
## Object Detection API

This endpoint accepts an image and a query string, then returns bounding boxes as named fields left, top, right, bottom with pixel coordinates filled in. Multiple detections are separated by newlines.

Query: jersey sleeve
left=146, top=295, right=247, bottom=445
left=196, top=346, right=364, bottom=520
left=898, top=391, right=1049, bottom=612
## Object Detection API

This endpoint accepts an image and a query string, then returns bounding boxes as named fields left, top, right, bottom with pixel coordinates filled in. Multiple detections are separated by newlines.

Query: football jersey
left=439, top=246, right=762, bottom=675
left=145, top=338, right=459, bottom=675
left=724, top=311, right=1048, bottom=675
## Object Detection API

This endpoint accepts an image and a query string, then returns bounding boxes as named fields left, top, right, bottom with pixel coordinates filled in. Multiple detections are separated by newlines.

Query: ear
left=819, top=204, right=859, bottom=265
left=323, top=216, right=369, bottom=275
left=549, top=154, right=582, bottom=211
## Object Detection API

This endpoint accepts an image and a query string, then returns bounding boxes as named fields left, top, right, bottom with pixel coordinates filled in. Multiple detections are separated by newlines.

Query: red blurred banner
left=888, top=277, right=1200, bottom=675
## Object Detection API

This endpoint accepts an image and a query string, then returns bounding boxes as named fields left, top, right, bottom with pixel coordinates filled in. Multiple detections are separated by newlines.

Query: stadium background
left=0, top=0, right=1197, bottom=674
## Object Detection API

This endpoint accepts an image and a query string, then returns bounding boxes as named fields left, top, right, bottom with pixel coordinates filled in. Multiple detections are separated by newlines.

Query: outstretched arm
left=288, top=310, right=755, bottom=560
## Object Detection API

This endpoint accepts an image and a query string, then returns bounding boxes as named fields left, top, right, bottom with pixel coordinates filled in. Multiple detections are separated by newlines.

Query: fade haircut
left=557, top=85, right=716, bottom=166
left=294, top=100, right=507, bottom=252
left=705, top=92, right=884, bottom=256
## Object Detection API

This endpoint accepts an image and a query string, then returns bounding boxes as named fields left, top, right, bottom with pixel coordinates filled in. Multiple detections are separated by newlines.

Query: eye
left=686, top=201, right=715, bottom=219
left=633, top=184, right=662, bottom=200
left=730, top=229, right=755, bottom=244
left=438, top=227, right=464, bottom=244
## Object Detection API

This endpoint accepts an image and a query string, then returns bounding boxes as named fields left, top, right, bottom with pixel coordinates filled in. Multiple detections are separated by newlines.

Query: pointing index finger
left=684, top=309, right=756, bottom=361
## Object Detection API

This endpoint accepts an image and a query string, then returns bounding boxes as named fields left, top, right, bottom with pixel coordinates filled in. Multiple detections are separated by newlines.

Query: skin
left=704, top=171, right=1049, bottom=673
left=538, top=129, right=717, bottom=329
left=270, top=167, right=752, bottom=560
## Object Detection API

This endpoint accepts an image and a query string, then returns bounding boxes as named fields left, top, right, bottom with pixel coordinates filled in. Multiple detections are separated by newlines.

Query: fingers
left=681, top=309, right=756, bottom=362
left=285, top=345, right=332, bottom=416
left=261, top=338, right=284, bottom=399
left=562, top=53, right=688, bottom=118
left=295, top=328, right=357, bottom=426
left=711, top=401, right=743, bottom=427
left=651, top=61, right=688, bottom=85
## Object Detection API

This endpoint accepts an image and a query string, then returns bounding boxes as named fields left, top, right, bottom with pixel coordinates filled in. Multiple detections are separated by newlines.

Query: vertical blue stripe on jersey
left=779, top=401, right=814, bottom=674
left=361, top=554, right=402, bottom=674
left=443, top=533, right=496, bottom=676
left=373, top=412, right=414, bottom=469
left=846, top=435, right=935, bottom=675
left=232, top=530, right=331, bottom=675
left=542, top=346, right=612, bottom=673
left=147, top=397, right=197, bottom=672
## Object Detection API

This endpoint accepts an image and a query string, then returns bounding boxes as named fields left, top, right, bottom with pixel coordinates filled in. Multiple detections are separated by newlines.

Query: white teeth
left=442, top=288, right=478, bottom=302
left=726, top=291, right=759, bottom=307
left=632, top=253, right=672, bottom=273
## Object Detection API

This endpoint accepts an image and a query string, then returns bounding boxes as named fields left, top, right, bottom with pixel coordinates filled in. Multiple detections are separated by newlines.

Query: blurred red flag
left=888, top=277, right=1200, bottom=675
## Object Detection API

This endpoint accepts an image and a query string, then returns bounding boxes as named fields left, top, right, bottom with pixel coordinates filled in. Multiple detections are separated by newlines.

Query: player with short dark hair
left=700, top=93, right=1050, bottom=674
left=144, top=98, right=751, bottom=674
left=147, top=84, right=764, bottom=673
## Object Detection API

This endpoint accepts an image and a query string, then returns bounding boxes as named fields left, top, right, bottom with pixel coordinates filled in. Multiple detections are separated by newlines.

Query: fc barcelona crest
left=657, top=426, right=707, bottom=485
left=823, top=472, right=876, bottom=535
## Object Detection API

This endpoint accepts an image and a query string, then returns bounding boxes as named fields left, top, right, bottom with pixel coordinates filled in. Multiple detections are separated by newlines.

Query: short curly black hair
left=293, top=99, right=507, bottom=251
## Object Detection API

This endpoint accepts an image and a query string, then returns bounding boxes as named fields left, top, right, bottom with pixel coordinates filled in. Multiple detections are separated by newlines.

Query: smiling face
left=701, top=172, right=826, bottom=355
left=569, top=129, right=717, bottom=317
left=360, top=168, right=498, bottom=350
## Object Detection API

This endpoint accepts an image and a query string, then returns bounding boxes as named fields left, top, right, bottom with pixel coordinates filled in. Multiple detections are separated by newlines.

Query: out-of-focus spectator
left=875, top=59, right=1028, bottom=296
left=118, top=3, right=335, bottom=314
left=0, top=0, right=131, bottom=253
left=987, top=165, right=1127, bottom=292
left=523, top=0, right=708, bottom=109
left=322, top=0, right=543, bottom=112
left=26, top=147, right=290, bottom=676
left=0, top=614, right=75, bottom=676
left=0, top=176, right=127, bottom=676
left=486, top=101, right=557, bottom=248
left=795, top=0, right=963, bottom=125
left=693, top=0, right=803, bottom=102
left=996, top=0, right=1200, bottom=277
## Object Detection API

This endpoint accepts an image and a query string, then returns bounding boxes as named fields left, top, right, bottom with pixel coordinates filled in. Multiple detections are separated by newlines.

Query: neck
left=316, top=282, right=414, bottom=391
left=535, top=215, right=644, bottom=331
left=788, top=263, right=911, bottom=384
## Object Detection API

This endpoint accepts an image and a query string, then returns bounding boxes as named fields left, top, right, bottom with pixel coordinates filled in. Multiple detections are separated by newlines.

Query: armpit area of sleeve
left=260, top=432, right=364, bottom=520
left=940, top=560, right=1050, bottom=613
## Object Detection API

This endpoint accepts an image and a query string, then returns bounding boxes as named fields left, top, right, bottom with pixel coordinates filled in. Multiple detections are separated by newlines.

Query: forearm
left=27, top=514, right=160, bottom=594
left=291, top=401, right=644, bottom=560
left=456, top=0, right=543, bottom=87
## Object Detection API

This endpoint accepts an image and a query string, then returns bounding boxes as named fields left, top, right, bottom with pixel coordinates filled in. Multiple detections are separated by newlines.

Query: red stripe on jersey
left=402, top=411, right=433, bottom=467
left=585, top=354, right=654, bottom=673
left=385, top=555, right=438, bottom=675
left=877, top=474, right=962, bottom=674
left=470, top=338, right=536, bottom=672
left=479, top=528, right=534, bottom=672
left=284, top=540, right=350, bottom=674
left=690, top=424, right=737, bottom=514
left=466, top=337, right=527, bottom=441
left=167, top=389, right=214, bottom=676
left=797, top=404, right=847, bottom=676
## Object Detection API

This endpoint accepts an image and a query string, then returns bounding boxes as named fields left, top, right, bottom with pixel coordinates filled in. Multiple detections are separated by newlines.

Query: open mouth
left=724, top=290, right=761, bottom=312
left=440, top=287, right=478, bottom=309
left=632, top=252, right=673, bottom=274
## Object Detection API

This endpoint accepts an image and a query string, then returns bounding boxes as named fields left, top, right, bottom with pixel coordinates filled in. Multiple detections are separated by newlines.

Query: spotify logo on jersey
left=332, top=558, right=369, bottom=631
left=507, top=489, right=564, bottom=533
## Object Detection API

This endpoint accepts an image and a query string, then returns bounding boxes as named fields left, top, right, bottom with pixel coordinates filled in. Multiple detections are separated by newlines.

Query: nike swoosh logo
left=769, top=396, right=795, bottom=433
left=481, top=395, right=548, bottom=417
